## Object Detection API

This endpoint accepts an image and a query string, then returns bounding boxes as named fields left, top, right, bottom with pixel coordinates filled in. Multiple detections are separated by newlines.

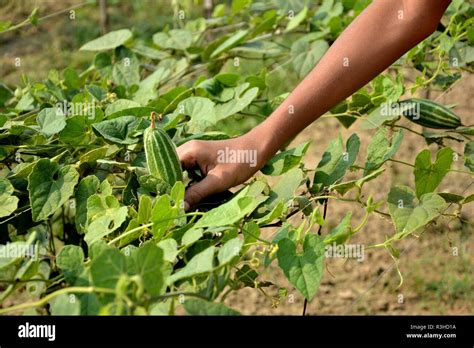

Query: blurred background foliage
left=0, top=0, right=209, bottom=85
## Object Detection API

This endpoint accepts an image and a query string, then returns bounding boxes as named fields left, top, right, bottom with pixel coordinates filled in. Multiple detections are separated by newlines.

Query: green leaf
left=330, top=167, right=385, bottom=196
left=153, top=29, right=193, bottom=50
left=15, top=92, right=34, bottom=111
left=215, top=73, right=240, bottom=87
left=262, top=141, right=310, bottom=176
left=56, top=245, right=84, bottom=283
left=106, top=107, right=156, bottom=120
left=7, top=161, right=37, bottom=179
left=88, top=240, right=113, bottom=261
left=132, top=41, right=170, bottom=60
left=231, top=0, right=251, bottom=14
left=157, top=239, right=178, bottom=263
left=210, top=30, right=248, bottom=58
left=132, top=243, right=165, bottom=296
left=214, top=84, right=259, bottom=120
left=285, top=6, right=308, bottom=32
left=117, top=219, right=140, bottom=247
left=151, top=195, right=178, bottom=238
left=422, top=131, right=464, bottom=145
left=63, top=67, right=81, bottom=89
left=359, top=104, right=401, bottom=129
left=86, top=85, right=107, bottom=101
left=175, top=96, right=216, bottom=133
left=218, top=237, right=243, bottom=265
left=133, top=67, right=170, bottom=105
left=27, top=8, right=39, bottom=26
left=388, top=186, right=446, bottom=239
left=254, top=201, right=286, bottom=225
left=464, top=141, right=474, bottom=172
left=94, top=51, right=112, bottom=69
left=438, top=192, right=465, bottom=203
left=291, top=39, right=328, bottom=78
left=0, top=241, right=29, bottom=275
left=75, top=176, right=112, bottom=233
left=0, top=179, right=19, bottom=218
left=80, top=29, right=132, bottom=51
left=0, top=83, right=13, bottom=107
left=90, top=248, right=126, bottom=289
left=313, top=133, right=360, bottom=192
left=59, top=115, right=88, bottom=145
left=314, top=0, right=344, bottom=21
left=139, top=175, right=171, bottom=195
left=170, top=180, right=185, bottom=202
left=453, top=127, right=474, bottom=136
left=195, top=185, right=267, bottom=229
left=37, top=107, right=67, bottom=137
left=28, top=159, right=79, bottom=221
left=112, top=55, right=140, bottom=87
left=105, top=99, right=141, bottom=116
left=265, top=168, right=304, bottom=210
left=149, top=301, right=172, bottom=315
left=84, top=195, right=128, bottom=245
left=235, top=264, right=259, bottom=287
left=364, top=129, right=404, bottom=175
left=183, top=299, right=240, bottom=315
left=0, top=20, right=12, bottom=33
left=463, top=194, right=474, bottom=205
left=323, top=212, right=352, bottom=245
left=26, top=262, right=50, bottom=294
left=414, top=147, right=453, bottom=198
left=49, top=293, right=81, bottom=315
left=92, top=116, right=148, bottom=144
left=372, top=75, right=404, bottom=102
left=167, top=246, right=215, bottom=285
left=277, top=234, right=325, bottom=301
left=181, top=228, right=204, bottom=246
left=137, top=195, right=153, bottom=224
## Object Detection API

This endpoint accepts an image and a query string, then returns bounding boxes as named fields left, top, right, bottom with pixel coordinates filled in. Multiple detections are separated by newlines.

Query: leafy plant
left=0, top=0, right=472, bottom=316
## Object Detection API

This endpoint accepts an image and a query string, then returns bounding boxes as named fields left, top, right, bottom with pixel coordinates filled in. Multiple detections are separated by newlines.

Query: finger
left=184, top=173, right=225, bottom=210
left=176, top=142, right=199, bottom=170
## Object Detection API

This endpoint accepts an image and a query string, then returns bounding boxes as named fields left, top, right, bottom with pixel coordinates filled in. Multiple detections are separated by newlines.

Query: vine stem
left=389, top=159, right=473, bottom=176
left=0, top=206, right=31, bottom=224
left=303, top=190, right=330, bottom=316
left=0, top=286, right=115, bottom=315
left=145, top=292, right=210, bottom=303
left=0, top=278, right=50, bottom=284
left=320, top=112, right=359, bottom=119
left=392, top=124, right=424, bottom=137
left=259, top=195, right=335, bottom=229
left=107, top=222, right=153, bottom=246
left=352, top=211, right=369, bottom=234
left=450, top=168, right=474, bottom=175
left=107, top=212, right=204, bottom=246
left=1, top=2, right=90, bottom=35
left=388, top=158, right=414, bottom=167
left=364, top=243, right=388, bottom=250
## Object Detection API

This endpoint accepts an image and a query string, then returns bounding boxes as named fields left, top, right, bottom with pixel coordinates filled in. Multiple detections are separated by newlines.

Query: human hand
left=177, top=133, right=271, bottom=210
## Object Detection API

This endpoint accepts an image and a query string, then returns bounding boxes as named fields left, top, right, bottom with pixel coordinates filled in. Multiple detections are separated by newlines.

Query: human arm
left=178, top=0, right=452, bottom=209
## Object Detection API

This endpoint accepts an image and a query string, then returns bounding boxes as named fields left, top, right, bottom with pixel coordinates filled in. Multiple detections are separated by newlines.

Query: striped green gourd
left=144, top=112, right=183, bottom=185
left=399, top=98, right=462, bottom=129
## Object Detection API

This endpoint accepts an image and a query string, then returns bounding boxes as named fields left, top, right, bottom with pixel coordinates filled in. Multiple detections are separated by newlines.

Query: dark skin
left=178, top=0, right=452, bottom=211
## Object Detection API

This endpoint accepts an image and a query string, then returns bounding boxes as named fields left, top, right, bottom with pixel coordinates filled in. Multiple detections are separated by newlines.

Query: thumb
left=184, top=173, right=224, bottom=210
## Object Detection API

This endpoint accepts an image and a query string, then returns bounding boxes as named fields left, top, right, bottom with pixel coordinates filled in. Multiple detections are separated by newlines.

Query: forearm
left=249, top=0, right=451, bottom=164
